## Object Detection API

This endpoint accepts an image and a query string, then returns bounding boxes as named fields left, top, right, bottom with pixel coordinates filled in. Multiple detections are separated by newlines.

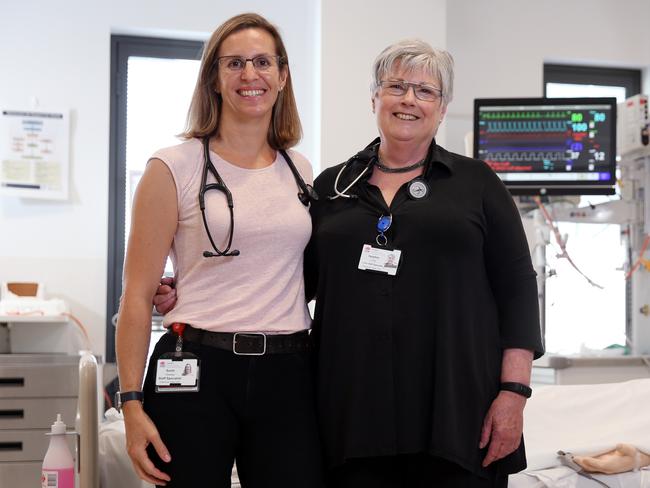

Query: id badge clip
left=155, top=323, right=200, bottom=393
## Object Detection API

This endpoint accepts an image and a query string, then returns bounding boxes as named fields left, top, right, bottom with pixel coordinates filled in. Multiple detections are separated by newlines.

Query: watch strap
left=116, top=390, right=144, bottom=410
left=500, top=382, right=532, bottom=398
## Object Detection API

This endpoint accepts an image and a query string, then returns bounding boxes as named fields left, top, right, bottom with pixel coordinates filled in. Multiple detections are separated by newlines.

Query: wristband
left=500, top=382, right=532, bottom=398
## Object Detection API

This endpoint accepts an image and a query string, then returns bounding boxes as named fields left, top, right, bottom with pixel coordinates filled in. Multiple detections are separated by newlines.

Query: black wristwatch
left=500, top=382, right=532, bottom=398
left=115, top=391, right=144, bottom=411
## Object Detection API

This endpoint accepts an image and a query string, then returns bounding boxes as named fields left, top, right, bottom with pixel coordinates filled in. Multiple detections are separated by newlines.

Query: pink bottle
left=41, top=414, right=75, bottom=488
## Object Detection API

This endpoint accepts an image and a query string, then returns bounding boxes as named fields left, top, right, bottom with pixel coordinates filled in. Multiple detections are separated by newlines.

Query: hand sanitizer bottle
left=41, top=413, right=74, bottom=488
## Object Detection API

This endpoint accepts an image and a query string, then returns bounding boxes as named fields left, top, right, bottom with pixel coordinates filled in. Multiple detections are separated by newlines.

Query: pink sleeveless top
left=151, top=138, right=312, bottom=333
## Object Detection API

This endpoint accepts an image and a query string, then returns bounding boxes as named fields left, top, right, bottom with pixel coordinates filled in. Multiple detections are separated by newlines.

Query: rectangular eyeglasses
left=217, top=55, right=283, bottom=73
left=379, top=80, right=442, bottom=102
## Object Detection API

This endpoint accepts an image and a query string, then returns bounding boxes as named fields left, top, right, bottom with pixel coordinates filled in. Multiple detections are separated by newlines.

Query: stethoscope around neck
left=199, top=137, right=318, bottom=258
left=329, top=141, right=431, bottom=201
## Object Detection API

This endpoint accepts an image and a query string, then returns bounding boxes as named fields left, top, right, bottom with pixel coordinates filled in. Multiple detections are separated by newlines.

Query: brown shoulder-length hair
left=180, top=13, right=302, bottom=150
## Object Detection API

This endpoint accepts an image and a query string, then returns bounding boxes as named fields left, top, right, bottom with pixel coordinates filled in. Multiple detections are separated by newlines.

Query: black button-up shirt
left=305, top=138, right=544, bottom=477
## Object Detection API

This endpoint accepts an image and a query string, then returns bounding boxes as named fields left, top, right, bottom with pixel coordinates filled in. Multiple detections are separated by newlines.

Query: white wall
left=320, top=0, right=447, bottom=168
left=0, top=0, right=319, bottom=357
left=445, top=0, right=650, bottom=155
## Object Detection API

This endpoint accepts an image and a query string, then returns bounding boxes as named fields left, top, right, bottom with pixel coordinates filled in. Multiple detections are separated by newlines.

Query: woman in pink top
left=115, top=13, right=323, bottom=488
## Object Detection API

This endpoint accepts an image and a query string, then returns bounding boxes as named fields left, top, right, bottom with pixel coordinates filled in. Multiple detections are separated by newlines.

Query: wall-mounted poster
left=0, top=109, right=70, bottom=200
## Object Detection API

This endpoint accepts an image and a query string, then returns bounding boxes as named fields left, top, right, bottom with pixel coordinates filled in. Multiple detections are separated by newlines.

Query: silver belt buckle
left=233, top=332, right=267, bottom=355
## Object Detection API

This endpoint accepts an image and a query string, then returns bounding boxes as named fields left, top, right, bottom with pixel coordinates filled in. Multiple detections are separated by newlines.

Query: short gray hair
left=371, top=39, right=454, bottom=106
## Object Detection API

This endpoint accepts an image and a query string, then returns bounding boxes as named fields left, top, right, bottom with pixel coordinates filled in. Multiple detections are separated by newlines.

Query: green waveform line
left=481, top=111, right=571, bottom=120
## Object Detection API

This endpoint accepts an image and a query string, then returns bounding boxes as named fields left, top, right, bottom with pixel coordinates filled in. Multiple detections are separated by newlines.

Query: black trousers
left=143, top=332, right=324, bottom=488
left=326, top=454, right=508, bottom=488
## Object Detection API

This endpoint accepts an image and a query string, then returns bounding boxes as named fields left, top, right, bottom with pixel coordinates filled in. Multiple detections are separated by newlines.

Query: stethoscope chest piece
left=407, top=178, right=429, bottom=200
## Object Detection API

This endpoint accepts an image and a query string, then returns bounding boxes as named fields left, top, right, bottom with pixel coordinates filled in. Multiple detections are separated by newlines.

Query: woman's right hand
left=123, top=402, right=172, bottom=485
left=153, top=276, right=177, bottom=314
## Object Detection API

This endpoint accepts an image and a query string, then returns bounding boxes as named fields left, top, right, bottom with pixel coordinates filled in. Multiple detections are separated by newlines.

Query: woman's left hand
left=479, top=391, right=526, bottom=467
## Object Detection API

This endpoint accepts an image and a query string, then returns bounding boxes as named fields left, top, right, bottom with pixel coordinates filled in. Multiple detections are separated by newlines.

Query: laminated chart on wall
left=0, top=109, right=70, bottom=200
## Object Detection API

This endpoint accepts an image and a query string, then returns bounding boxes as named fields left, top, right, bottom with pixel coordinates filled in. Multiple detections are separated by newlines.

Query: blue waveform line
left=486, top=120, right=567, bottom=133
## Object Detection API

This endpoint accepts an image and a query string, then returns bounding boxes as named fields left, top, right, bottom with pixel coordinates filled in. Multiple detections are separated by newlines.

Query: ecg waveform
left=485, top=120, right=567, bottom=133
left=485, top=151, right=565, bottom=162
left=480, top=111, right=569, bottom=120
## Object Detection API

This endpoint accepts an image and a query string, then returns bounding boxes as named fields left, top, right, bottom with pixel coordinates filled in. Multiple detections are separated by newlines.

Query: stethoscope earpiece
left=298, top=184, right=319, bottom=206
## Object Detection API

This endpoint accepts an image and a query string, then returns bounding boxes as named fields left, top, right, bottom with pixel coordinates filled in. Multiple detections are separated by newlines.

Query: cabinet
left=0, top=354, right=79, bottom=488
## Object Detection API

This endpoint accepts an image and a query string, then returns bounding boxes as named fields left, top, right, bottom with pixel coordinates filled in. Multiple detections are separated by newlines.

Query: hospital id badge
left=155, top=352, right=200, bottom=393
left=358, top=244, right=402, bottom=276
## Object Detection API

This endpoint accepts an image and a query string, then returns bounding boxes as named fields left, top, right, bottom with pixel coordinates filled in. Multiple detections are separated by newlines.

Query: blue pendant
left=377, top=214, right=392, bottom=233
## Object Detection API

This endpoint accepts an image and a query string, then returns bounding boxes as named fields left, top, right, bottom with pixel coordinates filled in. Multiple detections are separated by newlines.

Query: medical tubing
left=624, top=234, right=650, bottom=280
left=61, top=312, right=91, bottom=351
left=533, top=196, right=603, bottom=289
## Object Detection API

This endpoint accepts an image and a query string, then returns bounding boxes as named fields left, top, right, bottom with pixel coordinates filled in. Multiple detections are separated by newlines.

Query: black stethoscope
left=328, top=140, right=431, bottom=201
left=199, top=137, right=318, bottom=258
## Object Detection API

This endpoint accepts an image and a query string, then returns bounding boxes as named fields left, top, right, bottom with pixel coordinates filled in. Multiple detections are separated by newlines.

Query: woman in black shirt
left=305, top=39, right=544, bottom=488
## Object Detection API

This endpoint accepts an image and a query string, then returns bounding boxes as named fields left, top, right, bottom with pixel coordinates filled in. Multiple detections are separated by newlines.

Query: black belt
left=174, top=325, right=312, bottom=355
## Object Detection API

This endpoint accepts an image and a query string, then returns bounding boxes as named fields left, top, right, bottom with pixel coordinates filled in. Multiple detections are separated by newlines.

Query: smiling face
left=372, top=64, right=447, bottom=150
left=216, top=28, right=287, bottom=124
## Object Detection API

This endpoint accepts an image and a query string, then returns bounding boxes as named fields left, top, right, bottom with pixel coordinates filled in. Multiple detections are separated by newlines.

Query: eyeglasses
left=217, top=55, right=283, bottom=73
left=379, top=80, right=442, bottom=102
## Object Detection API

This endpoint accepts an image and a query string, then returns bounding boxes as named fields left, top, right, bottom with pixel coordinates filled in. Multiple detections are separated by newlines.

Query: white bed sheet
left=509, top=466, right=650, bottom=487
left=523, top=378, right=650, bottom=471
left=510, top=378, right=650, bottom=487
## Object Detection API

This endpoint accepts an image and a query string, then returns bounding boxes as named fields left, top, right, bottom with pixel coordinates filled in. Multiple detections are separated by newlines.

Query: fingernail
left=163, top=454, right=171, bottom=462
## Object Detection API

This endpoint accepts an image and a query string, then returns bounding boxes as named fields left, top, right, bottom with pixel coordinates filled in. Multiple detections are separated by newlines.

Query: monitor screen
left=473, top=97, right=617, bottom=195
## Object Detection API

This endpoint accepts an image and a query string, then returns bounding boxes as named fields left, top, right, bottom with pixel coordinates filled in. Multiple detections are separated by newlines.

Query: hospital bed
left=509, top=378, right=650, bottom=487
